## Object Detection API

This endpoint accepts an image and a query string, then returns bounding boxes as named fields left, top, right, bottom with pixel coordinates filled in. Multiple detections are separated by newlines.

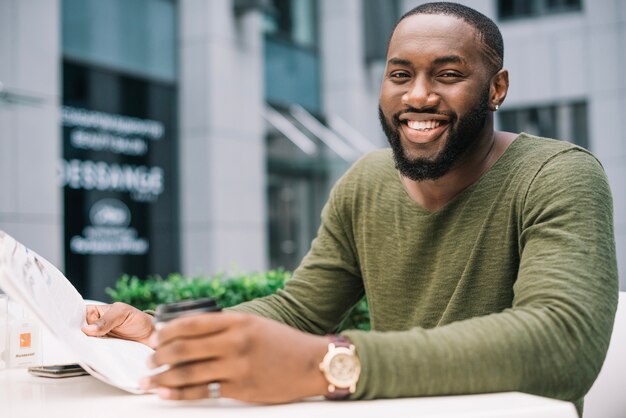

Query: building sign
left=61, top=107, right=163, bottom=258
left=62, top=61, right=178, bottom=299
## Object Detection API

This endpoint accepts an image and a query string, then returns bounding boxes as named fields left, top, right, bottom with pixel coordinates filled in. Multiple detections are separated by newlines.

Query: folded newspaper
left=0, top=230, right=153, bottom=393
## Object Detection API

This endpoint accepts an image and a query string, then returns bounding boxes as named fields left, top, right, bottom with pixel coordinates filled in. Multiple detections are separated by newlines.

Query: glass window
left=498, top=101, right=588, bottom=149
left=268, top=172, right=326, bottom=271
left=62, top=0, right=176, bottom=82
left=265, top=107, right=348, bottom=271
left=266, top=145, right=331, bottom=272
left=263, top=0, right=320, bottom=112
left=497, top=0, right=583, bottom=20
left=545, top=0, right=583, bottom=12
left=498, top=0, right=535, bottom=19
left=264, top=39, right=321, bottom=113
left=363, top=0, right=400, bottom=62
left=264, top=0, right=318, bottom=48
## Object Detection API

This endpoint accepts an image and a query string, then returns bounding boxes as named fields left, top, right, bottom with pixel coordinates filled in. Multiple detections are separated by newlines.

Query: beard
left=379, top=88, right=490, bottom=181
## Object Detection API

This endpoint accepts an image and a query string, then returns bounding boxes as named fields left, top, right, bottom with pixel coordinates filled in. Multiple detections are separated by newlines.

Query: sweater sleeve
left=341, top=150, right=618, bottom=413
left=229, top=180, right=365, bottom=335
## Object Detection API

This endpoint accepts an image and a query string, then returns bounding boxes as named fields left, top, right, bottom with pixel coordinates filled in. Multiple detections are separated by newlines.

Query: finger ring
left=207, top=381, right=221, bottom=399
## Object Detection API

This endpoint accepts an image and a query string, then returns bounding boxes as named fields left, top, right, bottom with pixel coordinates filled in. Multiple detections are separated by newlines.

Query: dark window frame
left=263, top=0, right=319, bottom=50
left=362, top=0, right=401, bottom=63
left=497, top=0, right=584, bottom=21
left=498, top=100, right=589, bottom=149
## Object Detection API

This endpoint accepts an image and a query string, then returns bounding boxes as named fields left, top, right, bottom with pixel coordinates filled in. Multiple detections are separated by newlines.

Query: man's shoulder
left=508, top=133, right=601, bottom=175
left=510, top=133, right=609, bottom=202
left=329, top=149, right=396, bottom=205
left=354, top=148, right=394, bottom=169
left=338, top=149, right=395, bottom=184
left=514, top=133, right=593, bottom=160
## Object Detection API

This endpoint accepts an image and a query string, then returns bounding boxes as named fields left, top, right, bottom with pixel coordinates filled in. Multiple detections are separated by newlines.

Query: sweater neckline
left=396, top=133, right=526, bottom=216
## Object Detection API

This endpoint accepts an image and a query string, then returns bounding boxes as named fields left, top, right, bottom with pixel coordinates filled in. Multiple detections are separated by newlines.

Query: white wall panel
left=0, top=0, right=61, bottom=267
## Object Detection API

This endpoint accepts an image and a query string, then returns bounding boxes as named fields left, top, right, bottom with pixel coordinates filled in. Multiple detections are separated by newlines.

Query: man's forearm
left=342, top=288, right=616, bottom=418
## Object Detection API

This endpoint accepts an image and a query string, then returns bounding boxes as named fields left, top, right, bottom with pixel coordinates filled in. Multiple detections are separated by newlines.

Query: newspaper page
left=0, top=230, right=153, bottom=392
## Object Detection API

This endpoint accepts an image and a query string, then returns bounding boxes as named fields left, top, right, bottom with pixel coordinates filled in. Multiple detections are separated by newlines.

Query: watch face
left=329, top=351, right=359, bottom=386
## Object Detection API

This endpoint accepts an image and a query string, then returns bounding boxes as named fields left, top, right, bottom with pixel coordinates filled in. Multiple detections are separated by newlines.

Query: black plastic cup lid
left=155, top=298, right=221, bottom=323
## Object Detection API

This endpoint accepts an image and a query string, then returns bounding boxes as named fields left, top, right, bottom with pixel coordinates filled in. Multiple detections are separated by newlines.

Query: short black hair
left=389, top=2, right=504, bottom=74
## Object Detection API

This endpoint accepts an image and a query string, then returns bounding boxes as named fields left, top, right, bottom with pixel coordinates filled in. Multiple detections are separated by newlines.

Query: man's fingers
left=84, top=304, right=107, bottom=323
left=149, top=331, right=233, bottom=368
left=154, top=363, right=208, bottom=387
left=85, top=305, right=98, bottom=323
left=145, top=359, right=229, bottom=389
left=82, top=305, right=109, bottom=336
left=81, top=323, right=103, bottom=336
left=83, top=303, right=128, bottom=336
left=82, top=317, right=114, bottom=336
left=155, top=311, right=241, bottom=346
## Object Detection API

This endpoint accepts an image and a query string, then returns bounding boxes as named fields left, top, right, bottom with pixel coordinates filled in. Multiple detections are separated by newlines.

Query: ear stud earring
left=494, top=104, right=500, bottom=111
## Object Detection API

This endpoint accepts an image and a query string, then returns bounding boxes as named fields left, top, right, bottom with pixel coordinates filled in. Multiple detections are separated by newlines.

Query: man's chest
left=352, top=201, right=520, bottom=331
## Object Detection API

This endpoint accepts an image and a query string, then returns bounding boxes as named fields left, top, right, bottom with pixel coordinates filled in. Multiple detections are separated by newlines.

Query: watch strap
left=329, top=334, right=352, bottom=348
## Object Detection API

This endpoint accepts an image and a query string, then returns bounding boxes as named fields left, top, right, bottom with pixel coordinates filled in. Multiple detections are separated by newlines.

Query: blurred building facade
left=0, top=0, right=624, bottom=299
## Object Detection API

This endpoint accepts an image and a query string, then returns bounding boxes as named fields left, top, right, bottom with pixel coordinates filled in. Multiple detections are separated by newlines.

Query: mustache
left=391, top=106, right=453, bottom=127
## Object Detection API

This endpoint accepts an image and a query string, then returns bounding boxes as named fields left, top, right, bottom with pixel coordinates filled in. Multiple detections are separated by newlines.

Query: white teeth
left=407, top=120, right=443, bottom=131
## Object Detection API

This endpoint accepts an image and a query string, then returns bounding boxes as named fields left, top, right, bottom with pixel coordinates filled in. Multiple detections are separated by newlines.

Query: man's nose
left=402, top=77, right=439, bottom=109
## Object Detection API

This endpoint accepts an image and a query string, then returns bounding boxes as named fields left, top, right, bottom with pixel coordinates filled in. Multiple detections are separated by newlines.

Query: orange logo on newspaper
left=20, top=333, right=31, bottom=348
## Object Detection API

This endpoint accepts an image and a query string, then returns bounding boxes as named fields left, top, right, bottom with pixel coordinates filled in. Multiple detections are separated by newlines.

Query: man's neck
left=400, top=129, right=518, bottom=212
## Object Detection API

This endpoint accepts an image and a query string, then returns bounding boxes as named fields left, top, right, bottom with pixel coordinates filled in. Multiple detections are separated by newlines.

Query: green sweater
left=233, top=133, right=618, bottom=414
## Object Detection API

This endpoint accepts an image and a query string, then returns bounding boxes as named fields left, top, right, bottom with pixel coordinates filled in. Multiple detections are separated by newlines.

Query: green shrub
left=106, top=269, right=370, bottom=332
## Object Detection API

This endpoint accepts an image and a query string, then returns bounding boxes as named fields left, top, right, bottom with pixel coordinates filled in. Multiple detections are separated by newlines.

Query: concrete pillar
left=178, top=0, right=267, bottom=276
left=0, top=0, right=62, bottom=267
left=320, top=0, right=381, bottom=147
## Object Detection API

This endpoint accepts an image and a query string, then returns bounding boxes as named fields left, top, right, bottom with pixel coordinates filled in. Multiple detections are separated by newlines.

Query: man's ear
left=489, top=69, right=509, bottom=111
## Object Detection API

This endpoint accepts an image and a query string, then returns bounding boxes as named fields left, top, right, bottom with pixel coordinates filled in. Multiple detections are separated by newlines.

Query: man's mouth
left=406, top=119, right=446, bottom=131
left=396, top=113, right=450, bottom=144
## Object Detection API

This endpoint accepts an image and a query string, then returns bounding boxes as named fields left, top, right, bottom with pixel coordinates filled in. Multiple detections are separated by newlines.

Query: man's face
left=379, top=14, right=494, bottom=181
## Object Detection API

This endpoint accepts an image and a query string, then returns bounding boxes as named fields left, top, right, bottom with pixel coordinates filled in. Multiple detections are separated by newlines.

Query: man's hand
left=139, top=311, right=330, bottom=404
left=82, top=302, right=155, bottom=347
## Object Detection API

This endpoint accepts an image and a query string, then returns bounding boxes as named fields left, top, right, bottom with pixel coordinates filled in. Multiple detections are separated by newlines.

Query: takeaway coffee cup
left=154, top=298, right=222, bottom=330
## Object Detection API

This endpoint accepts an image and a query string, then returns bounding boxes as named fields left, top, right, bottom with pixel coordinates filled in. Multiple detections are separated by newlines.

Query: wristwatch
left=318, top=335, right=361, bottom=400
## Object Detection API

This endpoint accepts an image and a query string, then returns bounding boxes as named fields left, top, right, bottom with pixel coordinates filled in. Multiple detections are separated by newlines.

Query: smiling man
left=83, top=3, right=617, bottom=416
left=378, top=3, right=513, bottom=211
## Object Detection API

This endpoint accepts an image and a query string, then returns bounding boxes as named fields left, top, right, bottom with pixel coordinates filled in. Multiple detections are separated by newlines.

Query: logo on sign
left=70, top=198, right=148, bottom=255
left=20, top=333, right=31, bottom=348
left=89, top=199, right=131, bottom=228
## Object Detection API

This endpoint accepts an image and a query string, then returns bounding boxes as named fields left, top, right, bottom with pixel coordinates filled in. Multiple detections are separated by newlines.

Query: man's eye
left=438, top=71, right=463, bottom=79
left=389, top=72, right=410, bottom=81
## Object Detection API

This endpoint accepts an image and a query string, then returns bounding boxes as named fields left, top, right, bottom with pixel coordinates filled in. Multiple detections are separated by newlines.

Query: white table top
left=0, top=323, right=579, bottom=418
left=0, top=367, right=578, bottom=418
